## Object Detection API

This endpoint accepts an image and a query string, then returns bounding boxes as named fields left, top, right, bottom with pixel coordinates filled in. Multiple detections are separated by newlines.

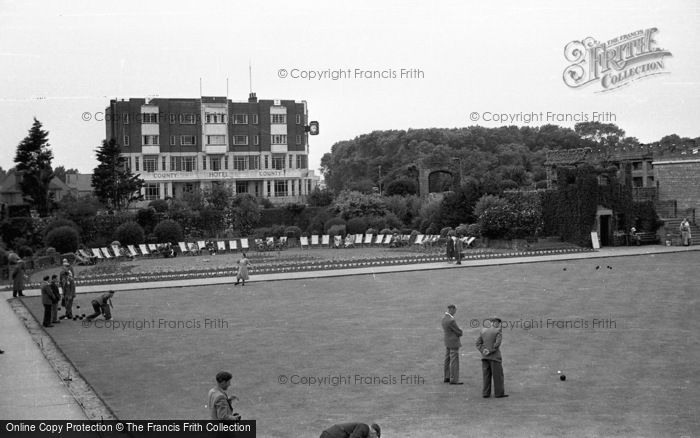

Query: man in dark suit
left=476, top=316, right=508, bottom=398
left=442, top=304, right=464, bottom=384
left=319, top=422, right=380, bottom=438
left=40, top=276, right=54, bottom=328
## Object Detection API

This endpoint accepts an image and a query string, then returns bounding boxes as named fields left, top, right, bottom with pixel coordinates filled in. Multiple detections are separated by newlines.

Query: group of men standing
left=442, top=304, right=508, bottom=398
left=37, top=258, right=114, bottom=327
left=39, top=259, right=76, bottom=327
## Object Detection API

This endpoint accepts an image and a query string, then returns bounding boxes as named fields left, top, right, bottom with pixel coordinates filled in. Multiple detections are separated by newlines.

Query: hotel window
left=144, top=183, right=160, bottom=201
left=123, top=114, right=129, bottom=124
left=135, top=156, right=140, bottom=171
left=162, top=156, right=167, bottom=171
left=296, top=155, right=307, bottom=169
left=170, top=136, right=176, bottom=146
left=180, top=113, right=196, bottom=124
left=271, top=114, right=287, bottom=124
left=254, top=135, right=259, bottom=145
left=205, top=113, right=226, bottom=124
left=250, top=155, right=260, bottom=170
left=234, top=156, right=247, bottom=171
left=271, top=135, right=287, bottom=145
left=143, top=135, right=159, bottom=145
left=264, top=155, right=269, bottom=169
left=203, top=156, right=207, bottom=170
left=170, top=156, right=197, bottom=172
left=274, top=180, right=288, bottom=197
left=125, top=158, right=131, bottom=172
left=251, top=114, right=259, bottom=124
left=169, top=113, right=176, bottom=124
left=224, top=155, right=228, bottom=170
left=296, top=135, right=302, bottom=145
left=289, top=155, right=294, bottom=168
left=211, top=157, right=222, bottom=171
left=144, top=157, right=157, bottom=173
left=141, top=113, right=159, bottom=124
left=291, top=180, right=295, bottom=196
left=236, top=181, right=248, bottom=194
left=296, top=114, right=301, bottom=124
left=233, top=114, right=248, bottom=124
left=271, top=155, right=285, bottom=170
left=233, top=135, right=248, bottom=145
left=207, top=135, right=226, bottom=145
left=123, top=135, right=130, bottom=147
left=181, top=135, right=197, bottom=146
left=183, top=183, right=194, bottom=193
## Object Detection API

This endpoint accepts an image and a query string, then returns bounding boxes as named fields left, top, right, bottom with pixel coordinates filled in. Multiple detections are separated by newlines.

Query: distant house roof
left=65, top=173, right=93, bottom=194
left=0, top=169, right=89, bottom=205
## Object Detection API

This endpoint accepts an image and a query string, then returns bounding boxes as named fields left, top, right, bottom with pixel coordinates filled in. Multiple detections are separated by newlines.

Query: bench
left=629, top=231, right=658, bottom=245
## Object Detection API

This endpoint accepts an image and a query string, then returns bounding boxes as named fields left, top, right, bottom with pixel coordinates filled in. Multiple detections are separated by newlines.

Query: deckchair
left=240, top=238, right=250, bottom=252
left=127, top=245, right=139, bottom=258
left=311, top=235, right=320, bottom=247
left=300, top=236, right=309, bottom=250
left=363, top=234, right=373, bottom=246
left=217, top=241, right=227, bottom=252
left=375, top=234, right=384, bottom=245
left=354, top=234, right=363, bottom=246
left=111, top=245, right=124, bottom=259
left=100, top=247, right=112, bottom=259
left=229, top=240, right=238, bottom=252
left=178, top=242, right=191, bottom=255
left=333, top=235, right=342, bottom=248
left=139, top=244, right=151, bottom=256
left=90, top=248, right=103, bottom=260
left=322, top=235, right=330, bottom=248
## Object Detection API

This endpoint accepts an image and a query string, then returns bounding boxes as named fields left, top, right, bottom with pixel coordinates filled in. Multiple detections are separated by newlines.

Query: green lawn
left=22, top=252, right=700, bottom=437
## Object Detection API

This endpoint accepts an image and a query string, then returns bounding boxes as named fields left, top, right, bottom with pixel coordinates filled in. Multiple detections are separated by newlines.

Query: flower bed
left=3, top=247, right=593, bottom=289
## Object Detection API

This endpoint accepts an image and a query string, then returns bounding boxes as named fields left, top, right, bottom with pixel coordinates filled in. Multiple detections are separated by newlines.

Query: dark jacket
left=476, top=324, right=503, bottom=362
left=442, top=313, right=463, bottom=349
left=40, top=282, right=54, bottom=305
left=320, top=423, right=372, bottom=438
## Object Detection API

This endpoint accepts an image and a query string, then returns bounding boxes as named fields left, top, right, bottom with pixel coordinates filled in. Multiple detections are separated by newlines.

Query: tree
left=13, top=118, right=55, bottom=216
left=92, top=138, right=144, bottom=210
left=227, top=194, right=261, bottom=235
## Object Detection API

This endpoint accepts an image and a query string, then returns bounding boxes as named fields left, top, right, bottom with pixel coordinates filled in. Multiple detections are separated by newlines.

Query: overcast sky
left=1, top=0, right=698, bottom=175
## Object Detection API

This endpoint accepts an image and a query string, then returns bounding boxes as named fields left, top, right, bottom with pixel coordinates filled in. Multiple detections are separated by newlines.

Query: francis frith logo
left=563, top=28, right=672, bottom=92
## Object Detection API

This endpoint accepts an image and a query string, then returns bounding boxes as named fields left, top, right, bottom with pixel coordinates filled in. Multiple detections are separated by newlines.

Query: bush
left=113, top=221, right=146, bottom=246
left=426, top=222, right=441, bottom=235
left=440, top=227, right=453, bottom=238
left=44, top=226, right=80, bottom=254
left=18, top=245, right=33, bottom=258
left=327, top=224, right=346, bottom=237
left=43, top=218, right=80, bottom=238
left=259, top=198, right=274, bottom=209
left=136, top=207, right=159, bottom=234
left=324, top=217, right=346, bottom=233
left=346, top=217, right=369, bottom=234
left=149, top=199, right=169, bottom=213
left=153, top=220, right=184, bottom=244
left=466, top=223, right=482, bottom=237
left=379, top=228, right=392, bottom=235
left=455, top=224, right=469, bottom=237
left=366, top=228, right=377, bottom=236
left=284, top=226, right=302, bottom=238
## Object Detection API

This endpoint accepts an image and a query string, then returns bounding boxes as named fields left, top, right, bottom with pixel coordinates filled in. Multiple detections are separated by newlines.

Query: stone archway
left=418, top=164, right=458, bottom=197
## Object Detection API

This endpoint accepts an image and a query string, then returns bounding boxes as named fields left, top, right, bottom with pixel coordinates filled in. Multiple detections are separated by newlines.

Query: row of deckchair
left=298, top=234, right=477, bottom=249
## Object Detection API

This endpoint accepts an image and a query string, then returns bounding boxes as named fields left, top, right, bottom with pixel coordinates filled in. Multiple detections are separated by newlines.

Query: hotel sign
left=143, top=170, right=302, bottom=181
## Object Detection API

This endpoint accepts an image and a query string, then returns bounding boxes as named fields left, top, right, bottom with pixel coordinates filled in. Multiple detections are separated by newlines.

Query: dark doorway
left=600, top=215, right=611, bottom=246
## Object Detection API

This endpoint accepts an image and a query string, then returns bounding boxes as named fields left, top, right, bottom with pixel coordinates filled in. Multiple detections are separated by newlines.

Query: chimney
left=248, top=92, right=257, bottom=103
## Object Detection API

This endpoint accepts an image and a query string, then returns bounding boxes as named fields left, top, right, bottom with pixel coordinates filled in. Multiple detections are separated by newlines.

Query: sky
left=1, top=0, right=698, bottom=175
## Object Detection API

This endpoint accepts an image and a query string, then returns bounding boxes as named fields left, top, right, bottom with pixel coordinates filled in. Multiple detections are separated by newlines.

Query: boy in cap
left=207, top=371, right=241, bottom=421
left=86, top=290, right=115, bottom=320
left=476, top=316, right=508, bottom=398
